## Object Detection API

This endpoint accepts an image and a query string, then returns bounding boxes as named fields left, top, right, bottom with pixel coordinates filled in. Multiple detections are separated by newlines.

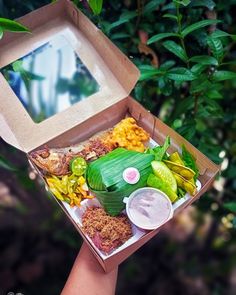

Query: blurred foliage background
left=0, top=0, right=236, bottom=294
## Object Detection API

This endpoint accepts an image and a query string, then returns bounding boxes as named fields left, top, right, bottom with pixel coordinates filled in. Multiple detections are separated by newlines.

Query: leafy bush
left=0, top=0, right=236, bottom=294
left=80, top=0, right=236, bottom=228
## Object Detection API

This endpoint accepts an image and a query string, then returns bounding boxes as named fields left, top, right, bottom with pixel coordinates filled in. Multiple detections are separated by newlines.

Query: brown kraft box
left=0, top=0, right=219, bottom=272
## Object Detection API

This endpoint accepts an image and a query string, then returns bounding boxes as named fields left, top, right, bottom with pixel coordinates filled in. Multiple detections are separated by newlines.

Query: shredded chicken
left=82, top=207, right=132, bottom=254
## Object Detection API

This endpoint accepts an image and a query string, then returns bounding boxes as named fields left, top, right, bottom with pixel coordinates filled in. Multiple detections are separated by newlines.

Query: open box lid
left=0, top=0, right=140, bottom=153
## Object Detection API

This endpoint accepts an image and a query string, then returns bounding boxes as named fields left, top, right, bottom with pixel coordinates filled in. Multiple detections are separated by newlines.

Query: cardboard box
left=0, top=0, right=219, bottom=272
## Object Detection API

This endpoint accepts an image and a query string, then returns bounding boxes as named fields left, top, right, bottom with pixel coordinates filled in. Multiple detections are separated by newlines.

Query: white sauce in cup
left=124, top=188, right=173, bottom=230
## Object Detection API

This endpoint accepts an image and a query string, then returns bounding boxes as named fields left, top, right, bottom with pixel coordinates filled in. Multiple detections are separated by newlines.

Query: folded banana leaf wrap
left=86, top=148, right=154, bottom=216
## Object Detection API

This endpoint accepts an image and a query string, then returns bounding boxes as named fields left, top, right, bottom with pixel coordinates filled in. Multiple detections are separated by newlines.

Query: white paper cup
left=124, top=187, right=174, bottom=230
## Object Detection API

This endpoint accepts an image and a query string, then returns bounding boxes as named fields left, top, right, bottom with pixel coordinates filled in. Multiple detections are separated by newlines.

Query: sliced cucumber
left=151, top=161, right=177, bottom=192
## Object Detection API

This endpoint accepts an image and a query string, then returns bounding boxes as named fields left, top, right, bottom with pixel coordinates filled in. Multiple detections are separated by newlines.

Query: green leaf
left=147, top=33, right=180, bottom=45
left=139, top=65, right=157, bottom=71
left=12, top=60, right=44, bottom=81
left=174, top=0, right=191, bottom=6
left=182, top=145, right=199, bottom=181
left=198, top=102, right=223, bottom=119
left=171, top=97, right=194, bottom=119
left=208, top=82, right=223, bottom=92
left=190, top=79, right=212, bottom=94
left=212, top=70, right=236, bottom=81
left=88, top=0, right=103, bottom=15
left=172, top=119, right=182, bottom=129
left=0, top=18, right=30, bottom=33
left=177, top=187, right=186, bottom=199
left=195, top=119, right=207, bottom=132
left=24, top=71, right=45, bottom=81
left=111, top=32, right=130, bottom=40
left=197, top=103, right=222, bottom=119
left=224, top=164, right=236, bottom=179
left=148, top=136, right=170, bottom=161
left=224, top=202, right=236, bottom=213
left=0, top=155, right=18, bottom=171
left=204, top=99, right=223, bottom=116
left=191, top=63, right=208, bottom=75
left=159, top=60, right=176, bottom=70
left=221, top=60, right=236, bottom=66
left=178, top=122, right=196, bottom=141
left=139, top=70, right=164, bottom=81
left=162, top=3, right=176, bottom=10
left=206, top=90, right=223, bottom=99
left=189, top=55, right=218, bottom=66
left=211, top=29, right=231, bottom=39
left=167, top=67, right=196, bottom=81
left=106, top=11, right=137, bottom=32
left=190, top=0, right=216, bottom=10
left=12, top=60, right=24, bottom=72
left=163, top=40, right=188, bottom=62
left=0, top=27, right=3, bottom=39
left=207, top=36, right=224, bottom=61
left=139, top=65, right=165, bottom=81
left=158, top=77, right=173, bottom=96
left=181, top=19, right=220, bottom=38
left=163, top=14, right=178, bottom=21
left=197, top=141, right=221, bottom=164
left=143, top=0, right=165, bottom=15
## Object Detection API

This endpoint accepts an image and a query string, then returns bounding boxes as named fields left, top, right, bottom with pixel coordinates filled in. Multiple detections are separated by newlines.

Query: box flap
left=0, top=0, right=140, bottom=152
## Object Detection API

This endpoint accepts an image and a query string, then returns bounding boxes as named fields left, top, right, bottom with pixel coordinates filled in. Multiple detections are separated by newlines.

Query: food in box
left=29, top=117, right=201, bottom=255
left=0, top=0, right=219, bottom=271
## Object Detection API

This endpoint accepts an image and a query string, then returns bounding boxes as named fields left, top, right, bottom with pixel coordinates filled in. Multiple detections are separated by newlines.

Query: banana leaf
left=86, top=148, right=154, bottom=216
